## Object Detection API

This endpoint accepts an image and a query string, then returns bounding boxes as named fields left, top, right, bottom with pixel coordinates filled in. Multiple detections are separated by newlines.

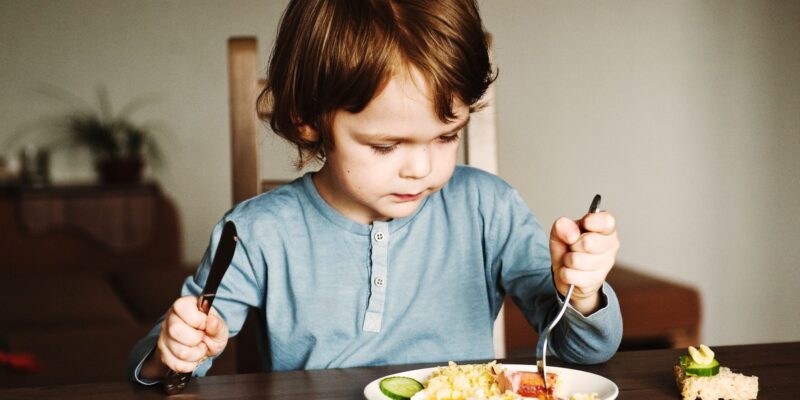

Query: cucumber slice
left=679, top=355, right=721, bottom=377
left=379, top=376, right=424, bottom=400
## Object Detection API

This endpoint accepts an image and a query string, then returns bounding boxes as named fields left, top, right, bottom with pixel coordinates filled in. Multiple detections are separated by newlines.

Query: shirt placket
left=363, top=221, right=389, bottom=333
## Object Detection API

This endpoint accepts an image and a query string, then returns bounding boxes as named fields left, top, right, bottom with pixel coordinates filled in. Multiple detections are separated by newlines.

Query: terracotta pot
left=96, top=157, right=145, bottom=184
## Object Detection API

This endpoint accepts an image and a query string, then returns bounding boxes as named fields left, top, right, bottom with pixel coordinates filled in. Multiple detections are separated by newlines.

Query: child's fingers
left=549, top=235, right=568, bottom=271
left=204, top=310, right=225, bottom=337
left=569, top=231, right=619, bottom=255
left=562, top=250, right=616, bottom=273
left=172, top=296, right=208, bottom=330
left=557, top=266, right=606, bottom=292
left=550, top=217, right=581, bottom=296
left=157, top=347, right=197, bottom=373
left=163, top=337, right=209, bottom=364
left=203, top=311, right=229, bottom=356
left=550, top=217, right=581, bottom=245
left=156, top=331, right=207, bottom=373
left=580, top=211, right=616, bottom=235
left=165, top=310, right=205, bottom=347
left=156, top=296, right=229, bottom=373
left=158, top=348, right=203, bottom=373
left=562, top=251, right=594, bottom=271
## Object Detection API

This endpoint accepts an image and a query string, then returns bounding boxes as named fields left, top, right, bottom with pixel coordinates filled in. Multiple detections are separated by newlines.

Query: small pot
left=96, top=156, right=145, bottom=184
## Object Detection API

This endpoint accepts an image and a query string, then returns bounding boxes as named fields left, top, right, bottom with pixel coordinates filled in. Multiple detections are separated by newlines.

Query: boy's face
left=314, top=67, right=470, bottom=224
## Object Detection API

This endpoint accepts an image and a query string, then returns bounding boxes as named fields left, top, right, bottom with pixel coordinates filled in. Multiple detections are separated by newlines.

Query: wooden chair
left=226, top=36, right=702, bottom=369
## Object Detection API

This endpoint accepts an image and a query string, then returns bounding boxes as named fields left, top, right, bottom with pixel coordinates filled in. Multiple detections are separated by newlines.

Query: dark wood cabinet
left=0, top=182, right=182, bottom=273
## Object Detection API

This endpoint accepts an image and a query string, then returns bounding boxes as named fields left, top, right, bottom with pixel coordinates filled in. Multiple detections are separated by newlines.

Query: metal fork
left=538, top=194, right=601, bottom=394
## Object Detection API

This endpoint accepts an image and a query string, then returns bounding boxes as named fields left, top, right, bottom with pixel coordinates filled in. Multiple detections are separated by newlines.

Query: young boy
left=130, top=0, right=621, bottom=384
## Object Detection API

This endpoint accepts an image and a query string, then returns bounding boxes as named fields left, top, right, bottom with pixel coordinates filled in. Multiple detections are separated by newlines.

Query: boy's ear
left=297, top=124, right=320, bottom=143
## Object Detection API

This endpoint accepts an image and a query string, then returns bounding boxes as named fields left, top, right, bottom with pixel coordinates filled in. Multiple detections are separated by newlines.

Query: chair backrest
left=226, top=36, right=506, bottom=360
left=227, top=37, right=263, bottom=205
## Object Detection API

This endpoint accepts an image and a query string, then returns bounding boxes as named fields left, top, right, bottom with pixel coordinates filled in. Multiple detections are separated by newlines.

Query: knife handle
left=161, top=222, right=236, bottom=395
left=162, top=294, right=216, bottom=395
left=163, top=370, right=191, bottom=395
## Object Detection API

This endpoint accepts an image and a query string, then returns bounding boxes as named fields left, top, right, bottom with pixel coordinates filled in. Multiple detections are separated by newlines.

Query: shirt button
left=374, top=277, right=385, bottom=287
left=374, top=232, right=385, bottom=242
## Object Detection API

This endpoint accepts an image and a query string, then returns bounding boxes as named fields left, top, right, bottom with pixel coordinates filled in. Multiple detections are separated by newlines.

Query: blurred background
left=1, top=0, right=799, bottom=386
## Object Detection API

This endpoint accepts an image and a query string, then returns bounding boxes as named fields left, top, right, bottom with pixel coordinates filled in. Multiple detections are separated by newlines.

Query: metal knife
left=163, top=220, right=238, bottom=395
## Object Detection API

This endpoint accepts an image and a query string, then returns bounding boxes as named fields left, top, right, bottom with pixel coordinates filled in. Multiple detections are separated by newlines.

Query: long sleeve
left=127, top=217, right=265, bottom=384
left=488, top=188, right=622, bottom=364
left=546, top=282, right=622, bottom=364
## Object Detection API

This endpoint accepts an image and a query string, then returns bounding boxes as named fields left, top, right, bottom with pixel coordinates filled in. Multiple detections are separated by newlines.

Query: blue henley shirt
left=129, top=166, right=622, bottom=383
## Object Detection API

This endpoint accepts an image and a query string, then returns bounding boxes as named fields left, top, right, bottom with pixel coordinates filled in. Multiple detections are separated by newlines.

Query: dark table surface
left=1, top=341, right=796, bottom=399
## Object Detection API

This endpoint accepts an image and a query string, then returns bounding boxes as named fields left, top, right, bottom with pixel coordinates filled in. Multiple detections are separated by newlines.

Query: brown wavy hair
left=257, top=0, right=495, bottom=168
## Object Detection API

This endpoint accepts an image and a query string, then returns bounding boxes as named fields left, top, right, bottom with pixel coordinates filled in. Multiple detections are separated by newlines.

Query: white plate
left=364, top=364, right=618, bottom=400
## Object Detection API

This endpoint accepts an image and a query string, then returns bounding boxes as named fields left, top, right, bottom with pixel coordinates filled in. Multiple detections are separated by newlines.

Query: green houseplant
left=42, top=85, right=163, bottom=184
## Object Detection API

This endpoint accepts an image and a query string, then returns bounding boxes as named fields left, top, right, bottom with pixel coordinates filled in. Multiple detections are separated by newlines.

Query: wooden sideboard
left=0, top=182, right=182, bottom=273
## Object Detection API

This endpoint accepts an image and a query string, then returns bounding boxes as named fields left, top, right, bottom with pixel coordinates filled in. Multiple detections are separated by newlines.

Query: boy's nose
left=399, top=144, right=432, bottom=179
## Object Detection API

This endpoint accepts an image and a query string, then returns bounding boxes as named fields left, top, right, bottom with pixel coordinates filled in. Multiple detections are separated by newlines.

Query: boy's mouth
left=391, top=192, right=423, bottom=202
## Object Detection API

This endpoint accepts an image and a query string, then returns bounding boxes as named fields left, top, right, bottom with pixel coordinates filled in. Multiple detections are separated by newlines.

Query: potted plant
left=41, top=84, right=163, bottom=184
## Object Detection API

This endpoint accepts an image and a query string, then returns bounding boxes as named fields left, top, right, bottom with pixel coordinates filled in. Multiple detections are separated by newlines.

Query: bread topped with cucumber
left=673, top=344, right=759, bottom=400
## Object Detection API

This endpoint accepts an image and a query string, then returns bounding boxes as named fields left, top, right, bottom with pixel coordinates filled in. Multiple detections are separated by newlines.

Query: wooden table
left=1, top=342, right=795, bottom=399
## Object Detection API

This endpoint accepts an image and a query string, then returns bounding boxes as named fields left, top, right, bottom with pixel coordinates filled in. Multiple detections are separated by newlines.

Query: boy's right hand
left=154, top=295, right=229, bottom=374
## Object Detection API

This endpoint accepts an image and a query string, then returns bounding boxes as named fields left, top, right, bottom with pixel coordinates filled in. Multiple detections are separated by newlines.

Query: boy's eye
left=438, top=132, right=461, bottom=144
left=369, top=132, right=459, bottom=155
left=370, top=144, right=397, bottom=155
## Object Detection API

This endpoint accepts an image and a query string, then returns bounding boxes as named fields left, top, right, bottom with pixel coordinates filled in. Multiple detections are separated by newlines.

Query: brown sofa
left=0, top=183, right=237, bottom=388
left=504, top=265, right=702, bottom=357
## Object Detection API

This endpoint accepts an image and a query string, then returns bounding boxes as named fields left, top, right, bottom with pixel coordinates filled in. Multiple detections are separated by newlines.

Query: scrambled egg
left=408, top=360, right=599, bottom=400
left=410, top=361, right=519, bottom=400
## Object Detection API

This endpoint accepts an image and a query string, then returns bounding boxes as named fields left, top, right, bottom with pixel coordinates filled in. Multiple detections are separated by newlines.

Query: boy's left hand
left=549, top=210, right=619, bottom=315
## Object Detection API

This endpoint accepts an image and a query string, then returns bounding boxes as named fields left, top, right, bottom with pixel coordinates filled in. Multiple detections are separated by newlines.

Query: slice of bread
left=674, top=365, right=759, bottom=400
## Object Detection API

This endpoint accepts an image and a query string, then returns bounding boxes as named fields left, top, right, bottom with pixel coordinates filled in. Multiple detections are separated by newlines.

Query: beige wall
left=481, top=0, right=800, bottom=346
left=2, top=1, right=798, bottom=347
